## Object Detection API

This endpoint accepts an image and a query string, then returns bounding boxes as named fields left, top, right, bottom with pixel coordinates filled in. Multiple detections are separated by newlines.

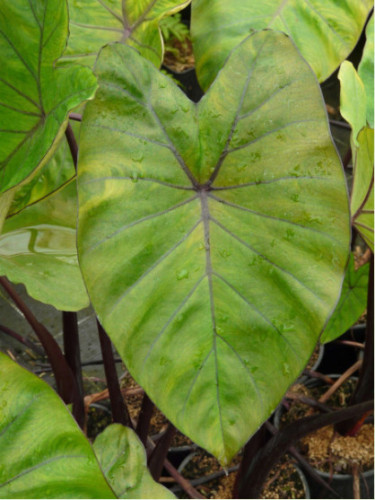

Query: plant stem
left=0, top=323, right=44, bottom=356
left=148, top=423, right=176, bottom=481
left=96, top=320, right=132, bottom=427
left=164, top=459, right=204, bottom=499
left=136, top=392, right=154, bottom=447
left=329, top=119, right=351, bottom=130
left=233, top=423, right=270, bottom=498
left=65, top=122, right=78, bottom=170
left=145, top=433, right=204, bottom=499
left=237, top=400, right=373, bottom=498
left=0, top=276, right=77, bottom=405
left=336, top=254, right=374, bottom=434
left=69, top=113, right=82, bottom=122
left=63, top=312, right=85, bottom=428
left=318, top=359, right=362, bottom=403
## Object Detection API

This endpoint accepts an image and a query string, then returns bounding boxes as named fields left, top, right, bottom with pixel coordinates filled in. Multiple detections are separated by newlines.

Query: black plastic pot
left=275, top=374, right=373, bottom=499
left=298, top=342, right=325, bottom=383
left=308, top=465, right=374, bottom=499
left=319, top=324, right=366, bottom=374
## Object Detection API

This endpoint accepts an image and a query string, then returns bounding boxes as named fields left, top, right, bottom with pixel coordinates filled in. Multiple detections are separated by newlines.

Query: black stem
left=96, top=320, right=132, bottom=427
left=329, top=119, right=351, bottom=130
left=69, top=113, right=82, bottom=122
left=65, top=122, right=78, bottom=171
left=0, top=323, right=44, bottom=356
left=0, top=276, right=77, bottom=404
left=148, top=423, right=176, bottom=481
left=343, top=147, right=352, bottom=169
left=336, top=254, right=374, bottom=434
left=62, top=312, right=85, bottom=429
left=233, top=423, right=270, bottom=498
left=136, top=392, right=154, bottom=447
left=237, top=400, right=373, bottom=498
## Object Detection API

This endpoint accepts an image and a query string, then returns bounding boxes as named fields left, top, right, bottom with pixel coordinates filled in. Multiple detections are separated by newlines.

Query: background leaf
left=321, top=254, right=369, bottom=343
left=0, top=351, right=115, bottom=499
left=338, top=61, right=367, bottom=147
left=358, top=14, right=374, bottom=128
left=93, top=424, right=175, bottom=499
left=0, top=0, right=97, bottom=194
left=77, top=33, right=350, bottom=463
left=0, top=180, right=89, bottom=311
left=8, top=126, right=77, bottom=216
left=191, top=0, right=373, bottom=90
left=351, top=127, right=374, bottom=250
left=62, top=0, right=190, bottom=68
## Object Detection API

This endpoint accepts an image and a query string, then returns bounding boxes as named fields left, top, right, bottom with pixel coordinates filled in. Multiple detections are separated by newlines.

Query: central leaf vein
left=199, top=190, right=225, bottom=447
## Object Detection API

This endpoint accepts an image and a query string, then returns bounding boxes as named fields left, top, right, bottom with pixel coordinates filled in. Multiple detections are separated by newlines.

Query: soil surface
left=280, top=379, right=374, bottom=475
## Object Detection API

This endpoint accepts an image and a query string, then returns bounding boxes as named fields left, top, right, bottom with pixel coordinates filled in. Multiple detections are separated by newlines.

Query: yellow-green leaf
left=77, top=32, right=350, bottom=464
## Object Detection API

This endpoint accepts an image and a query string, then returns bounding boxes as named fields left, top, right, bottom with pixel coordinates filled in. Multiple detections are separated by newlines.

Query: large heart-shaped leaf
left=358, top=14, right=374, bottom=129
left=351, top=127, right=374, bottom=250
left=0, top=180, right=89, bottom=311
left=321, top=254, right=369, bottom=343
left=77, top=32, right=350, bottom=463
left=94, top=424, right=175, bottom=499
left=0, top=351, right=115, bottom=498
left=62, top=0, right=190, bottom=68
left=191, top=0, right=373, bottom=90
left=0, top=0, right=97, bottom=194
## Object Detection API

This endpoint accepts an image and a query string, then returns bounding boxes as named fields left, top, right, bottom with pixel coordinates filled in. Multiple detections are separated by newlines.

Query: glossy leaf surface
left=78, top=33, right=350, bottom=463
left=0, top=181, right=89, bottom=311
left=321, top=254, right=369, bottom=343
left=191, top=0, right=373, bottom=90
left=0, top=352, right=115, bottom=498
left=338, top=61, right=367, bottom=147
left=9, top=130, right=76, bottom=216
left=63, top=0, right=190, bottom=68
left=358, top=15, right=374, bottom=128
left=94, top=424, right=175, bottom=499
left=0, top=0, right=97, bottom=194
left=351, top=127, right=374, bottom=250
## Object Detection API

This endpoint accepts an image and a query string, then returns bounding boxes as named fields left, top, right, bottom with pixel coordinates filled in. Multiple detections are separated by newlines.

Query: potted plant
left=0, top=0, right=373, bottom=498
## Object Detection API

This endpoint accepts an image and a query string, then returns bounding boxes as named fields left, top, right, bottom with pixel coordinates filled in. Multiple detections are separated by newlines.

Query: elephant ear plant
left=77, top=30, right=350, bottom=464
left=1, top=0, right=372, bottom=498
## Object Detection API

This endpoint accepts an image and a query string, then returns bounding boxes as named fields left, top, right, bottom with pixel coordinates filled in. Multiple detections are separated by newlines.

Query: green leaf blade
left=63, top=0, right=191, bottom=68
left=0, top=0, right=97, bottom=194
left=358, top=14, right=374, bottom=128
left=191, top=0, right=373, bottom=90
left=78, top=33, right=350, bottom=463
left=94, top=424, right=175, bottom=499
left=0, top=352, right=115, bottom=499
left=0, top=181, right=89, bottom=311
left=351, top=127, right=374, bottom=250
left=321, top=254, right=369, bottom=343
